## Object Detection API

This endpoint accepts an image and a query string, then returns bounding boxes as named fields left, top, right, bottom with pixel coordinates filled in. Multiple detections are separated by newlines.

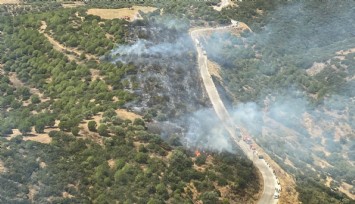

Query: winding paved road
left=191, top=27, right=279, bottom=204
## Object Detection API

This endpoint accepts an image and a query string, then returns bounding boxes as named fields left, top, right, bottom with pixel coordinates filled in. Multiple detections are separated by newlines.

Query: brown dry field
left=62, top=2, right=84, bottom=8
left=115, top=109, right=141, bottom=121
left=87, top=6, right=157, bottom=21
left=0, top=0, right=19, bottom=4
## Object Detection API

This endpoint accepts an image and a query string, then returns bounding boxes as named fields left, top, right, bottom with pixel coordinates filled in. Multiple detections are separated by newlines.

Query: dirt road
left=191, top=27, right=279, bottom=204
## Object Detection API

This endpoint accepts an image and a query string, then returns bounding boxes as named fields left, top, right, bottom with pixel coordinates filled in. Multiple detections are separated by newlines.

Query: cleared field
left=116, top=109, right=141, bottom=121
left=0, top=0, right=19, bottom=4
left=62, top=2, right=84, bottom=8
left=87, top=6, right=157, bottom=21
left=23, top=133, right=52, bottom=144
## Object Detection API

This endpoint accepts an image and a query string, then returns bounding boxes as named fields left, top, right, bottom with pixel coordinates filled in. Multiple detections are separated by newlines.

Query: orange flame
left=195, top=150, right=201, bottom=157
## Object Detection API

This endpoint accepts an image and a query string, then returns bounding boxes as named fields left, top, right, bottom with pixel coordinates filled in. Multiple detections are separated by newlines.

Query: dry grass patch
left=7, top=128, right=21, bottom=140
left=87, top=6, right=157, bottom=21
left=90, top=69, right=103, bottom=81
left=107, top=159, right=115, bottom=168
left=115, top=109, right=141, bottom=121
left=306, top=62, right=326, bottom=76
left=339, top=182, right=355, bottom=200
left=0, top=0, right=19, bottom=4
left=207, top=59, right=222, bottom=80
left=7, top=121, right=59, bottom=144
left=23, top=133, right=52, bottom=144
left=62, top=2, right=84, bottom=8
left=78, top=113, right=104, bottom=145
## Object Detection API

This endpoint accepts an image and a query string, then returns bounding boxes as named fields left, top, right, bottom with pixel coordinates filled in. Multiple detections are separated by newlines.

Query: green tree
left=169, top=150, right=193, bottom=171
left=156, top=183, right=169, bottom=200
left=34, top=121, right=45, bottom=133
left=195, top=155, right=207, bottom=166
left=103, top=108, right=116, bottom=119
left=97, top=124, right=108, bottom=136
left=31, top=95, right=41, bottom=104
left=59, top=120, right=76, bottom=132
left=133, top=118, right=145, bottom=127
left=200, top=191, right=219, bottom=204
left=135, top=152, right=148, bottom=164
left=71, top=126, right=80, bottom=136
left=88, top=121, right=97, bottom=132
left=19, top=120, right=32, bottom=135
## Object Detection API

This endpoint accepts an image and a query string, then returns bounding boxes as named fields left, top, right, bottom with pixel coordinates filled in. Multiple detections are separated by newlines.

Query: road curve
left=190, top=27, right=279, bottom=204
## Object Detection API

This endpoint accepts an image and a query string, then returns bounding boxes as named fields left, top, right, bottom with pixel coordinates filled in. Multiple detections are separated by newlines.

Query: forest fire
left=195, top=150, right=201, bottom=157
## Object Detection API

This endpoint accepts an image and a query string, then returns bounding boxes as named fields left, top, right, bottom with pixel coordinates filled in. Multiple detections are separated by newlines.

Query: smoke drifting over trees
left=205, top=1, right=355, bottom=201
left=107, top=3, right=355, bottom=187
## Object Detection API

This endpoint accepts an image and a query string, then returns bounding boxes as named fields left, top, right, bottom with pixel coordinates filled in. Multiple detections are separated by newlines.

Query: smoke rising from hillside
left=200, top=0, right=355, bottom=186
left=184, top=109, right=236, bottom=153
left=111, top=35, right=192, bottom=62
left=108, top=3, right=355, bottom=173
left=110, top=16, right=191, bottom=62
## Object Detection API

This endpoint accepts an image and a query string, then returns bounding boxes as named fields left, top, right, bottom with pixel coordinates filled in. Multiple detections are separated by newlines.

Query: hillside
left=205, top=0, right=355, bottom=203
left=0, top=2, right=261, bottom=203
left=1, top=0, right=354, bottom=203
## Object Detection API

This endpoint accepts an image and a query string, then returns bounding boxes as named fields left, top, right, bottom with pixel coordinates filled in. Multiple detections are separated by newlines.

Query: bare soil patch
left=0, top=0, right=19, bottom=4
left=212, top=0, right=235, bottom=11
left=326, top=177, right=354, bottom=199
left=325, top=176, right=332, bottom=187
left=336, top=48, right=355, bottom=56
left=306, top=62, right=326, bottom=76
left=115, top=109, right=141, bottom=121
left=27, top=185, right=37, bottom=201
left=339, top=182, right=355, bottom=200
left=87, top=6, right=157, bottom=21
left=7, top=121, right=59, bottom=144
left=23, top=132, right=52, bottom=144
left=107, top=159, right=115, bottom=168
left=207, top=59, right=222, bottom=80
left=237, top=21, right=252, bottom=32
left=62, top=2, right=84, bottom=8
left=7, top=128, right=21, bottom=140
left=8, top=72, right=23, bottom=87
left=78, top=113, right=104, bottom=145
left=90, top=69, right=103, bottom=81
left=62, top=191, right=75, bottom=199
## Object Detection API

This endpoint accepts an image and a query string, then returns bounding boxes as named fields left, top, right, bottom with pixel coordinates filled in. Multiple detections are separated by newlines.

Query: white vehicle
left=195, top=39, right=200, bottom=46
left=203, top=50, right=207, bottom=55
